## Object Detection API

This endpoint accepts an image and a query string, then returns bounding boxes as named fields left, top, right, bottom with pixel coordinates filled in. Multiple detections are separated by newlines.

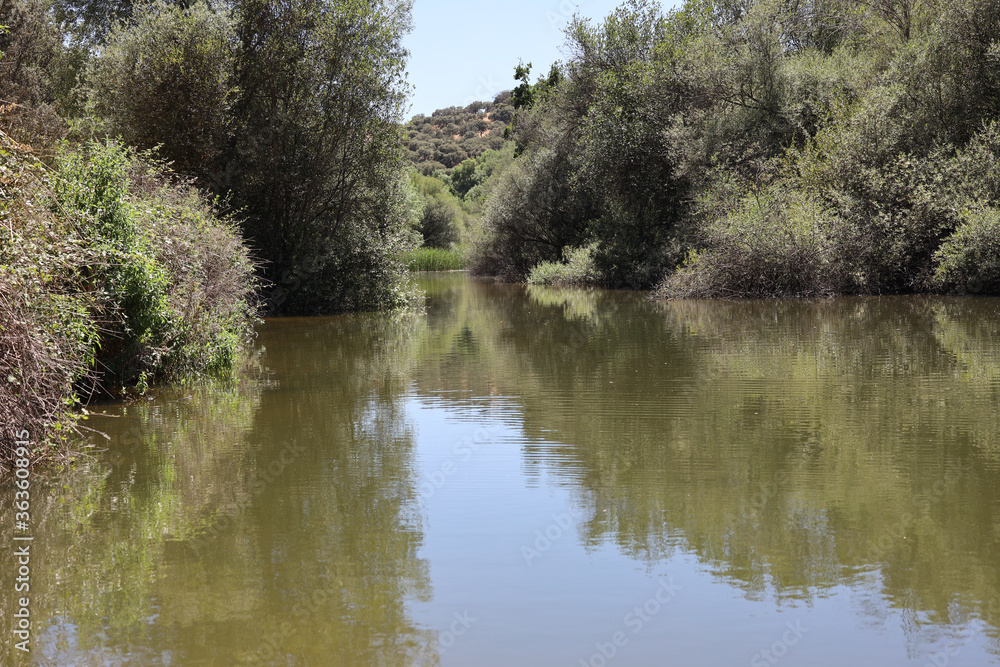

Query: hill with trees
left=405, top=93, right=514, bottom=173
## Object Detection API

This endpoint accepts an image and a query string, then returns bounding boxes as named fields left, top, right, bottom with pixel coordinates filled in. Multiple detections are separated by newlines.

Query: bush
left=470, top=147, right=595, bottom=281
left=87, top=0, right=236, bottom=180
left=788, top=90, right=972, bottom=293
left=131, top=160, right=259, bottom=377
left=1, top=136, right=98, bottom=465
left=932, top=206, right=1000, bottom=294
left=527, top=244, right=600, bottom=285
left=658, top=185, right=839, bottom=299
left=469, top=0, right=1000, bottom=297
left=410, top=172, right=465, bottom=248
left=1, top=136, right=257, bottom=466
left=54, top=140, right=171, bottom=388
left=52, top=140, right=257, bottom=391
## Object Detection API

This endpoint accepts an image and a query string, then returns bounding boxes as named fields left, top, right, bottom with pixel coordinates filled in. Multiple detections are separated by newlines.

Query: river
left=2, top=272, right=999, bottom=665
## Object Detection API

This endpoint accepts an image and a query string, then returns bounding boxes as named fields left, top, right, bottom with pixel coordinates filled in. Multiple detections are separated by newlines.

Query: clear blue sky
left=403, top=0, right=677, bottom=118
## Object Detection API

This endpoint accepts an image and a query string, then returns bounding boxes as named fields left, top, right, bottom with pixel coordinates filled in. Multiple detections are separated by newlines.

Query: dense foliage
left=2, top=0, right=415, bottom=463
left=89, top=0, right=416, bottom=314
left=1, top=136, right=257, bottom=466
left=403, top=107, right=516, bottom=255
left=471, top=0, right=1000, bottom=297
left=409, top=171, right=467, bottom=248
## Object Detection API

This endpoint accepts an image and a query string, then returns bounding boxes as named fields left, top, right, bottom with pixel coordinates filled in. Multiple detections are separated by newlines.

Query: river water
left=2, top=272, right=999, bottom=665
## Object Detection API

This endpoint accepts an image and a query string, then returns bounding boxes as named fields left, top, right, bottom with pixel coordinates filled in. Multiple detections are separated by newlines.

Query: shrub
left=932, top=206, right=1000, bottom=294
left=52, top=140, right=257, bottom=391
left=418, top=194, right=463, bottom=248
left=658, top=185, right=838, bottom=299
left=410, top=172, right=465, bottom=248
left=1, top=136, right=98, bottom=465
left=790, top=92, right=970, bottom=293
left=527, top=244, right=600, bottom=286
left=470, top=147, right=595, bottom=281
left=53, top=140, right=173, bottom=388
left=1, top=135, right=257, bottom=466
left=132, top=161, right=259, bottom=377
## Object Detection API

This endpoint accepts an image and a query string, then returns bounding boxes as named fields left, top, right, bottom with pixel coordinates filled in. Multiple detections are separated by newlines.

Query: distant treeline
left=469, top=0, right=1000, bottom=297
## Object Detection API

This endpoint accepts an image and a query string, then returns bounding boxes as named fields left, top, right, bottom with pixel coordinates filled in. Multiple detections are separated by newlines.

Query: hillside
left=406, top=91, right=513, bottom=173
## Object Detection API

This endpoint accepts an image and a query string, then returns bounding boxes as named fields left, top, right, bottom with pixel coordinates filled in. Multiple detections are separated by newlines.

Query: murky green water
left=3, top=272, right=1000, bottom=665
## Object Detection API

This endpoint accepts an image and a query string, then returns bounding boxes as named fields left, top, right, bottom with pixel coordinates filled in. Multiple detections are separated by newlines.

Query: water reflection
left=415, top=275, right=1000, bottom=656
left=0, top=312, right=436, bottom=666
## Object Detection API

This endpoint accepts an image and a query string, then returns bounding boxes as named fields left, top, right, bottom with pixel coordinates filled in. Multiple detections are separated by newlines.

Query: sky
left=402, top=0, right=650, bottom=118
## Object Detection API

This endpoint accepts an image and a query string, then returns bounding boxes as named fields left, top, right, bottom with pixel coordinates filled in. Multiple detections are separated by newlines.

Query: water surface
left=2, top=273, right=1000, bottom=666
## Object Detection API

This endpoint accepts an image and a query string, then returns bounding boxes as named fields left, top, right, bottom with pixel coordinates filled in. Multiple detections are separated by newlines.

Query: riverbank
left=0, top=137, right=257, bottom=469
left=465, top=0, right=1000, bottom=300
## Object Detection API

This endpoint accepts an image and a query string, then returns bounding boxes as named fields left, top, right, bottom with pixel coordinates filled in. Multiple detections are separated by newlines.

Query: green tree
left=89, top=0, right=416, bottom=314
left=411, top=172, right=464, bottom=247
left=88, top=1, right=236, bottom=180
left=0, top=0, right=78, bottom=143
left=0, top=0, right=58, bottom=104
left=52, top=0, right=136, bottom=45
left=450, top=158, right=479, bottom=198
left=511, top=60, right=534, bottom=109
left=230, top=0, right=415, bottom=313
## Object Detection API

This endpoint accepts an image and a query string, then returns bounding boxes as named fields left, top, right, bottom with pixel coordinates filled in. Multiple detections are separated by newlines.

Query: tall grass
left=405, top=246, right=467, bottom=271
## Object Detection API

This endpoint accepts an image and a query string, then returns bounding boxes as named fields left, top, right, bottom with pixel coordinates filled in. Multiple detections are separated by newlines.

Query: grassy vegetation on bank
left=404, top=247, right=468, bottom=271
left=526, top=245, right=600, bottom=286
